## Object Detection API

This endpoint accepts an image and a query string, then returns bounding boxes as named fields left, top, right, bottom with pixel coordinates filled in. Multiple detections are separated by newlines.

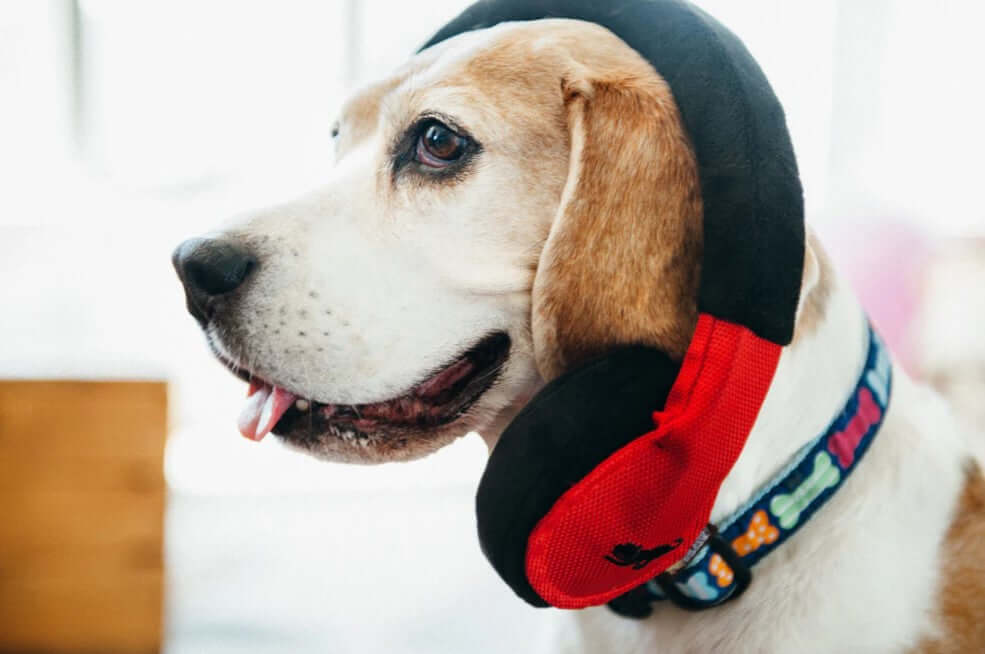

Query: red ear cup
left=524, top=317, right=780, bottom=608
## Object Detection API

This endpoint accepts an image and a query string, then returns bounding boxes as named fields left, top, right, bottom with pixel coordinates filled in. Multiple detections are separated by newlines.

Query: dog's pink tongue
left=237, top=384, right=296, bottom=441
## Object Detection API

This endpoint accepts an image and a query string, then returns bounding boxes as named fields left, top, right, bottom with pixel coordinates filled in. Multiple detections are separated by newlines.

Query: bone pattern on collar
left=612, top=322, right=892, bottom=615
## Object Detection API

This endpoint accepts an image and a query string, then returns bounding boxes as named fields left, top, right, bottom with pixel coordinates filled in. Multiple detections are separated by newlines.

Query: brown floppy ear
left=531, top=59, right=704, bottom=381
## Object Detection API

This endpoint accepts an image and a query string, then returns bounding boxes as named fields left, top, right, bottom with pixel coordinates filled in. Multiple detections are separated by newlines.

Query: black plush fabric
left=477, top=346, right=680, bottom=607
left=422, top=0, right=805, bottom=346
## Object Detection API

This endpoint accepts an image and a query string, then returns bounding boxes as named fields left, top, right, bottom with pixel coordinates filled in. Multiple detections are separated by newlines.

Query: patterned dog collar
left=609, top=322, right=892, bottom=616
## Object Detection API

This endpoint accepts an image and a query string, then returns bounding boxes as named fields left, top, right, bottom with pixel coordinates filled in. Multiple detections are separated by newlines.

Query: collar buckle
left=605, top=526, right=751, bottom=618
left=654, top=525, right=752, bottom=611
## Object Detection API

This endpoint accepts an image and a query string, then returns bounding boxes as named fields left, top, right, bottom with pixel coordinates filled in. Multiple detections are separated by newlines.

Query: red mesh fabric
left=524, top=315, right=782, bottom=608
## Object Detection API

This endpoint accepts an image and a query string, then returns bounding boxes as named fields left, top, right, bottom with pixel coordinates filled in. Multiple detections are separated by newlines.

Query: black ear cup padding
left=476, top=346, right=680, bottom=606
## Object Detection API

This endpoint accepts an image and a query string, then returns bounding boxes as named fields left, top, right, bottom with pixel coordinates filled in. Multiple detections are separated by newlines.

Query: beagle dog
left=173, top=19, right=985, bottom=653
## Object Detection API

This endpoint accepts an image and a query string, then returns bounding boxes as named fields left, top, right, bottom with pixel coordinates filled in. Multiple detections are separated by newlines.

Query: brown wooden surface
left=0, top=381, right=166, bottom=654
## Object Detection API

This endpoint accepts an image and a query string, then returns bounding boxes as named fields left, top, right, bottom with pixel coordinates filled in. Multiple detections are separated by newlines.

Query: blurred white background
left=1, top=1, right=983, bottom=653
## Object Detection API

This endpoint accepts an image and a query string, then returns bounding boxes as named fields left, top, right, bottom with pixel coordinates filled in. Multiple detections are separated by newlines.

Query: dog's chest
left=553, top=378, right=968, bottom=654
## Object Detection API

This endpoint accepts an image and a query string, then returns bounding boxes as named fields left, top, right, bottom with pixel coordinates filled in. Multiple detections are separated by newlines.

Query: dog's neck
left=710, top=241, right=866, bottom=523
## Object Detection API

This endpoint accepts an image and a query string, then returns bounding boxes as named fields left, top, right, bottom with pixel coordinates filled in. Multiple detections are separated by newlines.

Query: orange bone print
left=708, top=554, right=734, bottom=587
left=731, top=510, right=779, bottom=556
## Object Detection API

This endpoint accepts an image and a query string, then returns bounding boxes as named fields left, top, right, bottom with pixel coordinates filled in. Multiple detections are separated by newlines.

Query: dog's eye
left=415, top=122, right=466, bottom=167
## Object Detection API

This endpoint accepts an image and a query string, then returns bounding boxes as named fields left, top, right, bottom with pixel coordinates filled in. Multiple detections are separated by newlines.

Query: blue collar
left=609, top=322, right=892, bottom=617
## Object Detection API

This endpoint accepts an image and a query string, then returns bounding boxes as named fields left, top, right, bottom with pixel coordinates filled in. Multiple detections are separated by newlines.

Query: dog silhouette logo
left=604, top=539, right=684, bottom=570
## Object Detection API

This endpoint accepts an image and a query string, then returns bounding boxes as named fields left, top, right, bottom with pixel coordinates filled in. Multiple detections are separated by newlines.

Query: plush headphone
left=422, top=0, right=805, bottom=611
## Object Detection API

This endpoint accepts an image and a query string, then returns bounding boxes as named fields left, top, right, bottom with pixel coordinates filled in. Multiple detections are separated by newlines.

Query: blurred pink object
left=819, top=218, right=931, bottom=374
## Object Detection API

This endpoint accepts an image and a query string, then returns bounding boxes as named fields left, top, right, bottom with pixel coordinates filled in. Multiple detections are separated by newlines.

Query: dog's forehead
left=339, top=21, right=594, bottom=137
left=336, top=28, right=491, bottom=130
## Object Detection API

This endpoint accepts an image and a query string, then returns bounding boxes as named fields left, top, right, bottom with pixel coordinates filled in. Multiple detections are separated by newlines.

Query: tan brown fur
left=349, top=23, right=706, bottom=381
left=337, top=76, right=402, bottom=151
left=466, top=23, right=828, bottom=378
left=528, top=27, right=703, bottom=380
left=911, top=462, right=985, bottom=653
left=793, top=229, right=835, bottom=342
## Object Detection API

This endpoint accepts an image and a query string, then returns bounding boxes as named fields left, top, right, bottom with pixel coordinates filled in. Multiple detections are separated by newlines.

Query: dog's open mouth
left=233, top=331, right=511, bottom=442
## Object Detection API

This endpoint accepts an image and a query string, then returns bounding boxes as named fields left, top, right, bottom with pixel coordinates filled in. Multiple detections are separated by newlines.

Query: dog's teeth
left=295, top=399, right=310, bottom=411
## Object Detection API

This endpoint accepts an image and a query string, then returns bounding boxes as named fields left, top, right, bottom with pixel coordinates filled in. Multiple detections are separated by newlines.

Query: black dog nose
left=172, top=237, right=256, bottom=316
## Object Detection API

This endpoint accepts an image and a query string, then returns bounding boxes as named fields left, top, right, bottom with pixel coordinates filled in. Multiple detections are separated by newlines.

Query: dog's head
left=172, top=19, right=704, bottom=463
